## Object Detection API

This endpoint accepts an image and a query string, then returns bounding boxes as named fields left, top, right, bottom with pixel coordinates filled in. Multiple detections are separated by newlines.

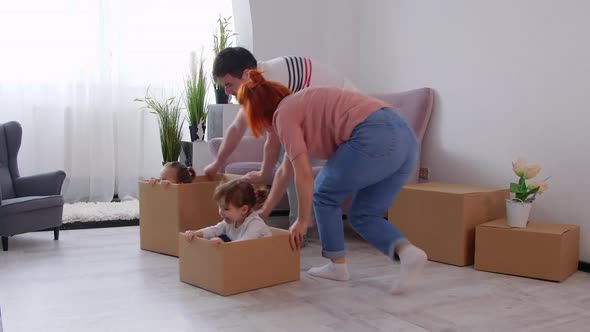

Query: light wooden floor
left=1, top=218, right=589, bottom=332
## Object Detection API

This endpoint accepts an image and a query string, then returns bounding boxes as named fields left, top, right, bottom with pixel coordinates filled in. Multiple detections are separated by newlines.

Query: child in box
left=148, top=161, right=196, bottom=185
left=184, top=179, right=271, bottom=245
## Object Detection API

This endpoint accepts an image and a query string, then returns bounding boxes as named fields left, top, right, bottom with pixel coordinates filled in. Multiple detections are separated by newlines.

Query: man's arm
left=204, top=110, right=248, bottom=177
left=260, top=131, right=282, bottom=177
left=259, top=154, right=294, bottom=219
left=243, top=130, right=281, bottom=183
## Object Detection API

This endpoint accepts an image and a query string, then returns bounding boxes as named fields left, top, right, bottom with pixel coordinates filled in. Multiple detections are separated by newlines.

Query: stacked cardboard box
left=475, top=219, right=579, bottom=282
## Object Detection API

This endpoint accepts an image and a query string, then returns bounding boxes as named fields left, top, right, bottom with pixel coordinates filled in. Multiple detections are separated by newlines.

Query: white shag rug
left=62, top=200, right=139, bottom=223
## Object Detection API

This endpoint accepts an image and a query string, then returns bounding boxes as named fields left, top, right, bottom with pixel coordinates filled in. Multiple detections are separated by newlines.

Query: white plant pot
left=506, top=199, right=532, bottom=228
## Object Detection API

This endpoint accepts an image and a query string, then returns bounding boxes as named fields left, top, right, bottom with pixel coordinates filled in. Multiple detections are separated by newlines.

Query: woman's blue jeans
left=313, top=108, right=419, bottom=259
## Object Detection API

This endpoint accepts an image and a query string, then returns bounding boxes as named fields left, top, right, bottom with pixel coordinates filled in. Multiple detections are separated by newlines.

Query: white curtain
left=0, top=0, right=232, bottom=202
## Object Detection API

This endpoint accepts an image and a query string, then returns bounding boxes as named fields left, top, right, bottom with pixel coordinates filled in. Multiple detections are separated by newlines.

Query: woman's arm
left=291, top=152, right=314, bottom=226
left=289, top=152, right=314, bottom=250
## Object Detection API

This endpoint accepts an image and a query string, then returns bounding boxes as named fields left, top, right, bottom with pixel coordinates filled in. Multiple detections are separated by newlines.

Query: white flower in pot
left=507, top=159, right=550, bottom=227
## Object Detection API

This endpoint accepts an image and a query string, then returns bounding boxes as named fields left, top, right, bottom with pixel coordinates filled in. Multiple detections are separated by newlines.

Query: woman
left=238, top=70, right=427, bottom=294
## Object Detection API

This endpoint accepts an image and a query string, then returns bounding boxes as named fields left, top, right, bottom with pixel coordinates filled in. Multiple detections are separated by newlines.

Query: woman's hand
left=289, top=218, right=309, bottom=251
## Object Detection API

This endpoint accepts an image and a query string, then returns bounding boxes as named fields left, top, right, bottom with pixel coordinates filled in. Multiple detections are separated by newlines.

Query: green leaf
left=525, top=186, right=540, bottom=197
left=136, top=87, right=184, bottom=162
left=510, top=182, right=526, bottom=194
left=184, top=51, right=209, bottom=128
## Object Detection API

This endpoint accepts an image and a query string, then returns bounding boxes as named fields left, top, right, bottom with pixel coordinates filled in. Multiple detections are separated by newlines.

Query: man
left=204, top=47, right=356, bottom=229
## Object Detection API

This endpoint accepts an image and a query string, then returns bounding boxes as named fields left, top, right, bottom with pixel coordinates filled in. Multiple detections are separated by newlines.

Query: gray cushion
left=0, top=195, right=64, bottom=218
left=225, top=162, right=262, bottom=177
left=0, top=124, right=16, bottom=199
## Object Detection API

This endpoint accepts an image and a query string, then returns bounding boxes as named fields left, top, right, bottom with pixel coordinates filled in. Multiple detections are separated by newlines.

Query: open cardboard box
left=178, top=228, right=300, bottom=296
left=139, top=174, right=240, bottom=257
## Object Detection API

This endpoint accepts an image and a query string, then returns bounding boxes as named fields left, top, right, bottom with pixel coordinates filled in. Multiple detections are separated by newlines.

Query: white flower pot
left=505, top=199, right=532, bottom=228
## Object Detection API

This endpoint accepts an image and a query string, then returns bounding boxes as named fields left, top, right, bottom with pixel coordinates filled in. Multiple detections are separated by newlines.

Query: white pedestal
left=192, top=141, right=213, bottom=175
left=204, top=104, right=251, bottom=141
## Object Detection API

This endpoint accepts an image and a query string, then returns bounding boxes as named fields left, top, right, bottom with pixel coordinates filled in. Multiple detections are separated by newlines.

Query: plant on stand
left=135, top=88, right=185, bottom=165
left=507, top=159, right=550, bottom=227
left=185, top=51, right=209, bottom=142
left=213, top=15, right=238, bottom=104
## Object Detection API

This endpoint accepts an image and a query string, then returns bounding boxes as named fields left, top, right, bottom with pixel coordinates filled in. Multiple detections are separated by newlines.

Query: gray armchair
left=0, top=121, right=66, bottom=251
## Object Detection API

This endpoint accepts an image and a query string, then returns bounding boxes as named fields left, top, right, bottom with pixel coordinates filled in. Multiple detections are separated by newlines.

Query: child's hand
left=209, top=237, right=224, bottom=247
left=184, top=230, right=196, bottom=242
left=148, top=178, right=160, bottom=186
left=160, top=180, right=171, bottom=188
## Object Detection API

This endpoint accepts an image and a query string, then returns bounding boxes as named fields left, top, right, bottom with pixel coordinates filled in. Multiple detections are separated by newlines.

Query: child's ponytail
left=253, top=186, right=269, bottom=210
left=187, top=167, right=196, bottom=181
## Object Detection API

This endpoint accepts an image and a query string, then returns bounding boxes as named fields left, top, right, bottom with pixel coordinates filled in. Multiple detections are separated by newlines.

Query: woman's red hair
left=236, top=70, right=292, bottom=138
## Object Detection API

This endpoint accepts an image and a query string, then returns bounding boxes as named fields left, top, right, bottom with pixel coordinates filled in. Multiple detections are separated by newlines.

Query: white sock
left=391, top=245, right=427, bottom=295
left=307, top=262, right=350, bottom=281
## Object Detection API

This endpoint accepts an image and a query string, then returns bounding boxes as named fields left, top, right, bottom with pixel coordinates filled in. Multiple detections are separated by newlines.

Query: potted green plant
left=213, top=15, right=238, bottom=104
left=135, top=88, right=185, bottom=165
left=184, top=51, right=209, bottom=142
left=507, top=159, right=550, bottom=227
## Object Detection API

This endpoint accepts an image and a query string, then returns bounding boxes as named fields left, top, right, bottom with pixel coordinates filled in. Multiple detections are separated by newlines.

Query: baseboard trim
left=578, top=261, right=590, bottom=273
left=60, top=219, right=139, bottom=230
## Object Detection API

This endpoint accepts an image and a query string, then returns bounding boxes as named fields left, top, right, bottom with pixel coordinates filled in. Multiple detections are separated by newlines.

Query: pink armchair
left=208, top=87, right=435, bottom=211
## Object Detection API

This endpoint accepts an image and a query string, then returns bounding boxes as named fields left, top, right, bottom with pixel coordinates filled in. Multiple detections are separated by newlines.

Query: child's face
left=218, top=201, right=249, bottom=224
left=160, top=166, right=178, bottom=183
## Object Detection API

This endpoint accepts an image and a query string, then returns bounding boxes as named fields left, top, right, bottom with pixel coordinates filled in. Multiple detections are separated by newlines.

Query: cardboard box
left=387, top=182, right=508, bottom=266
left=139, top=174, right=239, bottom=257
left=178, top=228, right=300, bottom=296
left=475, top=219, right=579, bottom=282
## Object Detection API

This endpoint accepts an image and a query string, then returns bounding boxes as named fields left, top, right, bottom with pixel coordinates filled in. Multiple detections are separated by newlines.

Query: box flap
left=192, top=173, right=242, bottom=184
left=479, top=219, right=578, bottom=234
left=404, top=182, right=503, bottom=194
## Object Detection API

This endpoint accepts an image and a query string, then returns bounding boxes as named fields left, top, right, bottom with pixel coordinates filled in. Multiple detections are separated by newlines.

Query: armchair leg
left=2, top=236, right=7, bottom=251
left=54, top=227, right=60, bottom=241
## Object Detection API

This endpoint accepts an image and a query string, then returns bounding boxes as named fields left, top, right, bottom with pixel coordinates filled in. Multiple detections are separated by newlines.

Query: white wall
left=234, top=0, right=361, bottom=86
left=231, top=0, right=253, bottom=51
left=235, top=0, right=590, bottom=262
left=360, top=0, right=590, bottom=261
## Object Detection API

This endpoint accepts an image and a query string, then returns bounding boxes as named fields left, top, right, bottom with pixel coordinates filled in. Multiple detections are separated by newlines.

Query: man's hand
left=203, top=161, right=221, bottom=179
left=242, top=171, right=269, bottom=184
